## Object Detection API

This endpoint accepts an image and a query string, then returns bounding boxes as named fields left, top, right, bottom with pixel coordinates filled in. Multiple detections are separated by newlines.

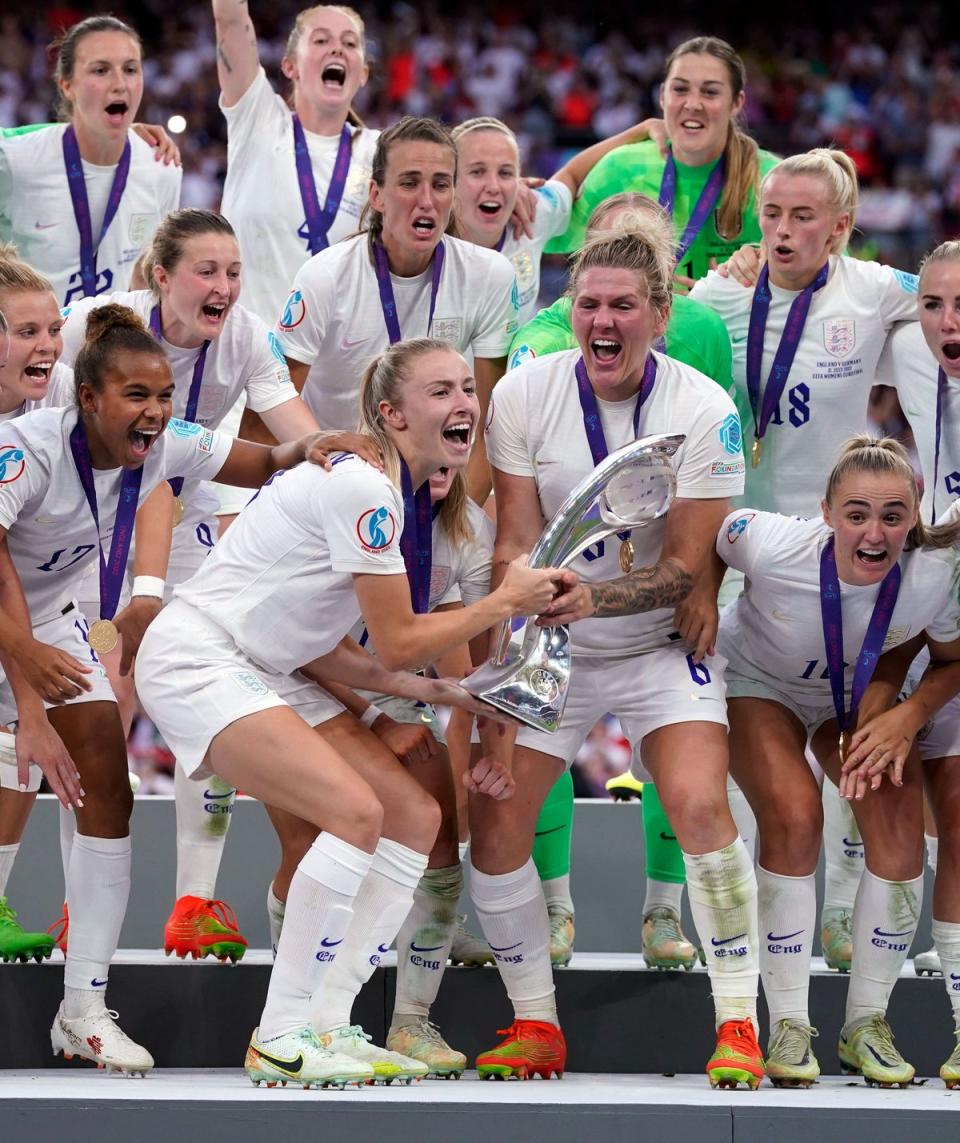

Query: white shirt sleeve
left=221, top=67, right=286, bottom=156
left=469, top=252, right=520, bottom=360
left=0, top=144, right=13, bottom=237
left=274, top=259, right=330, bottom=366
left=873, top=263, right=920, bottom=327
left=716, top=508, right=767, bottom=575
left=485, top=373, right=535, bottom=478
left=456, top=514, right=495, bottom=607
left=321, top=465, right=406, bottom=576
left=534, top=181, right=574, bottom=241
left=242, top=324, right=300, bottom=413
left=674, top=395, right=745, bottom=500
left=0, top=432, right=50, bottom=531
left=160, top=420, right=235, bottom=481
left=58, top=296, right=102, bottom=366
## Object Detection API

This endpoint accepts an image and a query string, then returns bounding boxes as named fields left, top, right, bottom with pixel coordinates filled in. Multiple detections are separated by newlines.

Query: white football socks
left=0, top=842, right=18, bottom=896
left=756, top=865, right=816, bottom=1028
left=174, top=765, right=236, bottom=900
left=393, top=863, right=462, bottom=1019
left=59, top=803, right=74, bottom=891
left=643, top=878, right=684, bottom=916
left=312, top=837, right=428, bottom=1034
left=727, top=776, right=757, bottom=863
left=266, top=881, right=286, bottom=959
left=932, top=919, right=960, bottom=1034
left=845, top=868, right=922, bottom=1026
left=258, top=832, right=372, bottom=1042
left=926, top=833, right=939, bottom=874
left=470, top=857, right=557, bottom=1025
left=541, top=872, right=573, bottom=914
left=822, top=780, right=863, bottom=914
left=63, top=833, right=131, bottom=1015
left=683, top=837, right=759, bottom=1029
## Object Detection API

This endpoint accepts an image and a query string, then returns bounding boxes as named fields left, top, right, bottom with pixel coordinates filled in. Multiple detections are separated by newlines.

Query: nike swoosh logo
left=872, top=927, right=913, bottom=938
left=767, top=930, right=804, bottom=942
left=255, top=1048, right=303, bottom=1073
left=319, top=937, right=343, bottom=948
left=535, top=458, right=560, bottom=465
left=842, top=837, right=864, bottom=847
left=90, top=978, right=109, bottom=987
left=34, top=221, right=58, bottom=230
left=489, top=941, right=523, bottom=952
left=534, top=823, right=566, bottom=838
left=410, top=942, right=445, bottom=952
left=711, top=933, right=748, bottom=946
left=203, top=789, right=233, bottom=799
left=659, top=831, right=677, bottom=841
left=341, top=337, right=368, bottom=349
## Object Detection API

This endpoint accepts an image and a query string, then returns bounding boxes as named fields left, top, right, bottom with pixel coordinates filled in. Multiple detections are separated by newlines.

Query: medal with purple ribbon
left=69, top=420, right=144, bottom=655
left=399, top=458, right=433, bottom=614
left=149, top=305, right=209, bottom=526
left=819, top=535, right=901, bottom=763
left=746, top=261, right=829, bottom=468
left=574, top=353, right=657, bottom=573
left=292, top=117, right=353, bottom=255
left=62, top=126, right=131, bottom=299
left=658, top=149, right=725, bottom=267
left=372, top=239, right=445, bottom=345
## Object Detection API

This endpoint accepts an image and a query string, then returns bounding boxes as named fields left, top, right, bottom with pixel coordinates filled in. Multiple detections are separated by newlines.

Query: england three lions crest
left=823, top=318, right=856, bottom=358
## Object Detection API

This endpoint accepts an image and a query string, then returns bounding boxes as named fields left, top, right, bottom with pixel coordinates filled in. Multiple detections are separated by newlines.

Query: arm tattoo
left=588, top=557, right=692, bottom=618
left=217, top=43, right=233, bottom=73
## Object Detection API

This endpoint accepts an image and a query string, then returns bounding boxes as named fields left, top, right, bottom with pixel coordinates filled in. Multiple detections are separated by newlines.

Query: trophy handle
left=466, top=432, right=684, bottom=729
left=489, top=432, right=683, bottom=666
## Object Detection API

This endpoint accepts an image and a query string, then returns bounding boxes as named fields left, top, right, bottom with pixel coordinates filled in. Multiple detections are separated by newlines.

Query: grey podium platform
left=2, top=1070, right=958, bottom=1143
left=3, top=951, right=957, bottom=1077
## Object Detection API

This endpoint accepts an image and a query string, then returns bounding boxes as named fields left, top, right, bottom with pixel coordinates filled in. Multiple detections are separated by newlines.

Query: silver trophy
left=463, top=433, right=684, bottom=732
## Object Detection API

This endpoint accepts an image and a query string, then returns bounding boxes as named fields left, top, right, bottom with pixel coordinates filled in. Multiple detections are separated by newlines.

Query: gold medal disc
left=88, top=619, right=119, bottom=656
left=838, top=730, right=848, bottom=765
left=172, top=496, right=185, bottom=528
left=751, top=438, right=763, bottom=469
left=619, top=538, right=635, bottom=574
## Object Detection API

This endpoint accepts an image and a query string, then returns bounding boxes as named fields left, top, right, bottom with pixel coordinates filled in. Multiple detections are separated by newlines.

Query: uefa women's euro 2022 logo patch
left=718, top=413, right=743, bottom=457
left=356, top=506, right=397, bottom=553
left=726, top=512, right=755, bottom=543
left=0, top=446, right=26, bottom=484
left=279, top=289, right=306, bottom=330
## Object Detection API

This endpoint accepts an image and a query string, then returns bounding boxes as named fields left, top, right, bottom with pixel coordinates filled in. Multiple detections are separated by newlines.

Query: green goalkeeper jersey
left=546, top=139, right=779, bottom=282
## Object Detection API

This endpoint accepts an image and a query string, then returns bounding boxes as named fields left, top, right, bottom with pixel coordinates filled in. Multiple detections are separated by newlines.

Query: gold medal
left=751, top=437, right=763, bottom=468
left=838, top=729, right=848, bottom=765
left=87, top=619, right=119, bottom=656
left=619, top=537, right=635, bottom=574
left=171, top=496, right=185, bottom=528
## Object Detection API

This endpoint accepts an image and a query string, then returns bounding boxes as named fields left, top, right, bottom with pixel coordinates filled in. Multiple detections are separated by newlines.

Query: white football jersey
left=275, top=233, right=519, bottom=429
left=220, top=68, right=380, bottom=324
left=500, top=180, right=572, bottom=324
left=0, top=407, right=231, bottom=623
left=717, top=509, right=960, bottom=708
left=876, top=321, right=954, bottom=522
left=487, top=348, right=744, bottom=657
left=691, top=255, right=920, bottom=516
left=175, top=454, right=406, bottom=675
left=0, top=125, right=181, bottom=307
